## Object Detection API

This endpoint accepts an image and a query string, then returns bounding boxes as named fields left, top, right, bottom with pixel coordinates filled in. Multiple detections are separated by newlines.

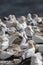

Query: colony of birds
left=0, top=13, right=43, bottom=65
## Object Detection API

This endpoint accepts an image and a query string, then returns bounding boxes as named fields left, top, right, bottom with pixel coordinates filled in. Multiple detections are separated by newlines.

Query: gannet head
left=28, top=40, right=35, bottom=48
left=27, top=13, right=32, bottom=18
left=28, top=25, right=32, bottom=29
left=12, top=21, right=17, bottom=27
left=33, top=14, right=38, bottom=18
left=19, top=16, right=26, bottom=23
left=13, top=44, right=22, bottom=52
left=13, top=32, right=22, bottom=38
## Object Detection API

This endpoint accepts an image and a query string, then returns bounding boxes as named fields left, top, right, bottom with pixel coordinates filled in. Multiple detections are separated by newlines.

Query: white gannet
left=5, top=15, right=17, bottom=27
left=11, top=44, right=23, bottom=57
left=33, top=14, right=42, bottom=24
left=32, top=26, right=40, bottom=34
left=0, top=50, right=14, bottom=60
left=28, top=25, right=43, bottom=43
left=0, top=36, right=9, bottom=50
left=31, top=53, right=42, bottom=65
left=25, top=25, right=34, bottom=37
left=7, top=27, right=16, bottom=35
left=18, top=16, right=27, bottom=30
left=36, top=44, right=43, bottom=53
left=0, top=22, right=7, bottom=35
left=8, top=15, right=16, bottom=22
left=20, top=31, right=27, bottom=49
left=27, top=13, right=32, bottom=22
left=35, top=52, right=42, bottom=60
left=22, top=40, right=35, bottom=60
left=8, top=32, right=22, bottom=45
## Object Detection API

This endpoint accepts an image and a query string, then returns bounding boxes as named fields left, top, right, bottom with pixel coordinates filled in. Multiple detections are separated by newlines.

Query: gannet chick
left=31, top=53, right=42, bottom=65
left=22, top=40, right=35, bottom=60
left=34, top=14, right=42, bottom=24
left=0, top=36, right=9, bottom=50
left=18, top=16, right=27, bottom=29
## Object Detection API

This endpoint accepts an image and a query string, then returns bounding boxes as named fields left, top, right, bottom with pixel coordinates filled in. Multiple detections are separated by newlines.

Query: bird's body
left=0, top=36, right=9, bottom=50
left=31, top=53, right=42, bottom=65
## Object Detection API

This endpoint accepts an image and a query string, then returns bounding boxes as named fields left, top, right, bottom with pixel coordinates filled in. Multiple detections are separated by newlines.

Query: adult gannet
left=27, top=13, right=32, bottom=22
left=8, top=15, right=16, bottom=22
left=28, top=25, right=43, bottom=43
left=22, top=40, right=35, bottom=60
left=7, top=27, right=16, bottom=35
left=25, top=25, right=34, bottom=37
left=33, top=14, right=42, bottom=24
left=8, top=32, right=22, bottom=45
left=11, top=44, right=23, bottom=57
left=0, top=36, right=9, bottom=50
left=0, top=49, right=14, bottom=60
left=0, top=22, right=7, bottom=35
left=31, top=53, right=42, bottom=65
left=36, top=44, right=43, bottom=53
left=18, top=16, right=27, bottom=30
left=5, top=15, right=17, bottom=27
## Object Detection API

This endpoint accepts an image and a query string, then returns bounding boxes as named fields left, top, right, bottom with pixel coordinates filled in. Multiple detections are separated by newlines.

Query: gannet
left=35, top=52, right=42, bottom=60
left=5, top=15, right=17, bottom=27
left=36, top=44, right=43, bottom=53
left=25, top=25, right=34, bottom=37
left=20, top=31, right=27, bottom=48
left=18, top=16, right=27, bottom=30
left=0, top=22, right=7, bottom=35
left=8, top=44, right=23, bottom=57
left=0, top=36, right=9, bottom=50
left=27, top=13, right=32, bottom=22
left=0, top=50, right=14, bottom=60
left=8, top=15, right=16, bottom=23
left=7, top=27, right=16, bottom=35
left=28, top=25, right=43, bottom=43
left=8, top=32, right=22, bottom=45
left=33, top=14, right=42, bottom=24
left=31, top=53, right=42, bottom=65
left=22, top=40, right=35, bottom=60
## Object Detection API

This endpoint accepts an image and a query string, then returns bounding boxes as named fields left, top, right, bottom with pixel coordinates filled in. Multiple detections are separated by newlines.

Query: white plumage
left=31, top=53, right=42, bottom=65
